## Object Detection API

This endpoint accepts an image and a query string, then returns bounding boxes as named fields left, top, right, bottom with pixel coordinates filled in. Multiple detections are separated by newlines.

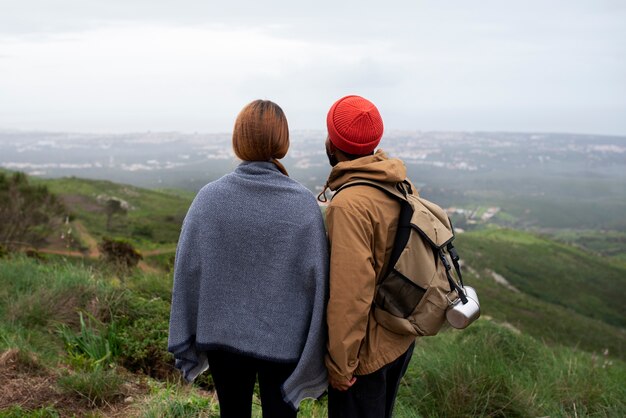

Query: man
left=319, top=95, right=416, bottom=418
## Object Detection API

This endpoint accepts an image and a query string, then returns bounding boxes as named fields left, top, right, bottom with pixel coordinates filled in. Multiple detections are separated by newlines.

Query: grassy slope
left=10, top=172, right=626, bottom=359
left=548, top=229, right=626, bottom=262
left=396, top=320, right=626, bottom=418
left=457, top=228, right=626, bottom=329
left=0, top=256, right=624, bottom=417
left=4, top=172, right=625, bottom=414
left=467, top=272, right=625, bottom=359
left=33, top=176, right=193, bottom=249
left=454, top=228, right=626, bottom=359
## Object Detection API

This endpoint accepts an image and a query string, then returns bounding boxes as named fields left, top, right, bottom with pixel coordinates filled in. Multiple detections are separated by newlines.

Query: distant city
left=1, top=129, right=624, bottom=194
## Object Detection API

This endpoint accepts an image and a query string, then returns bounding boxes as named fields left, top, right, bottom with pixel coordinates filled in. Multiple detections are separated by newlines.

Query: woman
left=168, top=100, right=329, bottom=418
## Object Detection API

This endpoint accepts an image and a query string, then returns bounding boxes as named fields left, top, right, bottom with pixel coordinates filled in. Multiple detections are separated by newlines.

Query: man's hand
left=329, top=374, right=357, bottom=391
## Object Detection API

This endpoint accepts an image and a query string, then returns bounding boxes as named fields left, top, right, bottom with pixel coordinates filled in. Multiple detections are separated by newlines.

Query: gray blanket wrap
left=168, top=161, right=329, bottom=409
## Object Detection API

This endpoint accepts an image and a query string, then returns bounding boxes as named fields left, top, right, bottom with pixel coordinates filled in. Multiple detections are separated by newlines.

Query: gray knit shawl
left=168, top=161, right=329, bottom=409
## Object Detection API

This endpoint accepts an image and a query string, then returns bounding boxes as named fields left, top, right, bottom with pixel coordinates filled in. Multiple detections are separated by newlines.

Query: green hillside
left=3, top=171, right=626, bottom=415
left=464, top=272, right=625, bottom=359
left=32, top=176, right=194, bottom=249
left=548, top=229, right=626, bottom=265
left=5, top=172, right=625, bottom=360
left=457, top=228, right=626, bottom=328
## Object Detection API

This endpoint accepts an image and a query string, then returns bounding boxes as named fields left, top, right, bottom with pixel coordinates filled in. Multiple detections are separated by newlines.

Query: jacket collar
left=318, top=150, right=407, bottom=202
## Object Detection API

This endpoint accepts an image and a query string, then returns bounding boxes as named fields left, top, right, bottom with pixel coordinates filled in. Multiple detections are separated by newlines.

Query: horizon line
left=1, top=127, right=625, bottom=139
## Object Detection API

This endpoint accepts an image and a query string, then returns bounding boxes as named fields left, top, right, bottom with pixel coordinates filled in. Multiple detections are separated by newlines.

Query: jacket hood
left=326, top=150, right=407, bottom=191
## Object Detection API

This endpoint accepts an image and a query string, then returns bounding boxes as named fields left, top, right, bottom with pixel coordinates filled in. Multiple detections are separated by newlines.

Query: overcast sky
left=1, top=1, right=625, bottom=135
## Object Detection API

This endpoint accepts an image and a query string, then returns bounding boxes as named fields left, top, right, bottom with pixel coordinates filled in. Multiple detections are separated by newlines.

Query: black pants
left=206, top=350, right=298, bottom=418
left=328, top=342, right=415, bottom=418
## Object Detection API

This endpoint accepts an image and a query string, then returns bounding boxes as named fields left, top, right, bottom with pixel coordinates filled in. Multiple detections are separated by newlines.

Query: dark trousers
left=328, top=342, right=415, bottom=418
left=206, top=350, right=298, bottom=418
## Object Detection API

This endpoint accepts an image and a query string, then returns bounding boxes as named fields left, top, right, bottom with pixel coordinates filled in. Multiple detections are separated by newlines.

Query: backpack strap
left=335, top=178, right=468, bottom=304
left=438, top=248, right=468, bottom=304
left=384, top=199, right=413, bottom=279
left=333, top=178, right=412, bottom=202
left=334, top=179, right=413, bottom=280
left=446, top=243, right=465, bottom=288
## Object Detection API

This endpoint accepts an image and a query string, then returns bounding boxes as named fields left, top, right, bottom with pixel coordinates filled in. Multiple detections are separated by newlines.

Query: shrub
left=25, top=249, right=46, bottom=261
left=98, top=237, right=142, bottom=274
left=111, top=292, right=174, bottom=379
left=0, top=171, right=66, bottom=248
left=116, top=316, right=173, bottom=378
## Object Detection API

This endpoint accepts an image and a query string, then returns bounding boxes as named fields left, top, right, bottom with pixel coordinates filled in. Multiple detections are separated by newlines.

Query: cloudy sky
left=1, top=0, right=625, bottom=135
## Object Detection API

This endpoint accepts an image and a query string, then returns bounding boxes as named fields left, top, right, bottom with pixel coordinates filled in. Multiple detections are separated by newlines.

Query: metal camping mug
left=446, top=286, right=481, bottom=329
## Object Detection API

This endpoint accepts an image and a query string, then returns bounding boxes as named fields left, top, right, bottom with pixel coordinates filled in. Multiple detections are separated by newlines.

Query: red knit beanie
left=326, top=95, right=384, bottom=155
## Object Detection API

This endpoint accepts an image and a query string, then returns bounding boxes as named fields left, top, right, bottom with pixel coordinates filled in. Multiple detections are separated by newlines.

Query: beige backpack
left=335, top=179, right=474, bottom=336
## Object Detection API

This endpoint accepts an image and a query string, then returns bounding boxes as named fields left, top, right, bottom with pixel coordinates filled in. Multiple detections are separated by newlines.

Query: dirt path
left=34, top=222, right=175, bottom=271
left=141, top=248, right=177, bottom=256
left=37, top=248, right=85, bottom=257
left=73, top=221, right=100, bottom=257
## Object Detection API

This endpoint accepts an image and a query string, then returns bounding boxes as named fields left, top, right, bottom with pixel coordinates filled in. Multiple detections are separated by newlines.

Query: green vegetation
left=0, top=172, right=66, bottom=248
left=0, top=406, right=62, bottom=418
left=57, top=367, right=124, bottom=407
left=396, top=320, right=626, bottom=417
left=420, top=166, right=626, bottom=232
left=548, top=229, right=626, bottom=260
left=1, top=252, right=624, bottom=417
left=139, top=382, right=218, bottom=418
left=1, top=171, right=625, bottom=416
left=33, top=176, right=192, bottom=249
left=466, top=272, right=626, bottom=360
left=457, top=228, right=626, bottom=329
left=98, top=237, right=143, bottom=273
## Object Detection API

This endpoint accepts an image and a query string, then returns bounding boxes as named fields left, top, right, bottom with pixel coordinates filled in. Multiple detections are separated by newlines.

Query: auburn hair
left=232, top=100, right=289, bottom=176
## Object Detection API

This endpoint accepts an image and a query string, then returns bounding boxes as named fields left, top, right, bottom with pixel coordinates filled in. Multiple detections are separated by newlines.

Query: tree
left=104, top=198, right=127, bottom=230
left=0, top=172, right=66, bottom=248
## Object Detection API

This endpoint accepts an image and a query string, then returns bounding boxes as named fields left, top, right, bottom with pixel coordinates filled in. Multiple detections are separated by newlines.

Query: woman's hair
left=232, top=100, right=289, bottom=176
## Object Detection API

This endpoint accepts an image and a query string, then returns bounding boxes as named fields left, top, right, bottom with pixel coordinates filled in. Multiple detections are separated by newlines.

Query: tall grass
left=396, top=320, right=626, bottom=417
left=57, top=367, right=124, bottom=407
left=0, top=256, right=172, bottom=377
left=0, top=256, right=111, bottom=329
left=57, top=312, right=115, bottom=370
left=0, top=257, right=116, bottom=367
left=1, top=256, right=624, bottom=417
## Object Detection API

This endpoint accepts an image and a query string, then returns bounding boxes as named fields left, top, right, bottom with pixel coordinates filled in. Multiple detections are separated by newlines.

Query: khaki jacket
left=324, top=150, right=416, bottom=382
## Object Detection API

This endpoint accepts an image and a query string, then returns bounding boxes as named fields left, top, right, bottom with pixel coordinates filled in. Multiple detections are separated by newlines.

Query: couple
left=168, top=96, right=416, bottom=418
